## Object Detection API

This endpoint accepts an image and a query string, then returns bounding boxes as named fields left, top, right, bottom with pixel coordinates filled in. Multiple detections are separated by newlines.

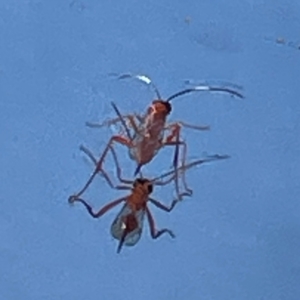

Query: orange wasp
left=71, top=73, right=243, bottom=201
left=69, top=144, right=230, bottom=253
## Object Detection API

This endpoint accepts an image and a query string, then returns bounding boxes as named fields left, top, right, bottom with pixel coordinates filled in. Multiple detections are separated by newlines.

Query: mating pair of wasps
left=68, top=73, right=244, bottom=253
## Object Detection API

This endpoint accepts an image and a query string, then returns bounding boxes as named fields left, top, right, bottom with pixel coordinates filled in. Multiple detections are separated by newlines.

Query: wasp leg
left=68, top=135, right=132, bottom=203
left=69, top=196, right=126, bottom=218
left=145, top=206, right=175, bottom=239
left=149, top=198, right=178, bottom=212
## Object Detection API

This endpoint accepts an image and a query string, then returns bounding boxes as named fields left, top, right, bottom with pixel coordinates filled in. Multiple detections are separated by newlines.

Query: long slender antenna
left=166, top=85, right=244, bottom=102
left=151, top=154, right=230, bottom=183
left=111, top=73, right=162, bottom=99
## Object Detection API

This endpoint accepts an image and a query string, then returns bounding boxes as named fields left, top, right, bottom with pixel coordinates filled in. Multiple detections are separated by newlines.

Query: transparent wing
left=110, top=203, right=146, bottom=247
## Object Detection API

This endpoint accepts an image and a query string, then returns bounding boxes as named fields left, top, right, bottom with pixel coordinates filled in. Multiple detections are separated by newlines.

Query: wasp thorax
left=133, top=178, right=153, bottom=194
left=152, top=100, right=172, bottom=115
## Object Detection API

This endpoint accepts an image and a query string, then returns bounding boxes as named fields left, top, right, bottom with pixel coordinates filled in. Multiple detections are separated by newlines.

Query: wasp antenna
left=185, top=79, right=244, bottom=91
left=152, top=154, right=230, bottom=183
left=166, top=85, right=244, bottom=102
left=112, top=72, right=162, bottom=99
left=110, top=102, right=133, bottom=140
left=207, top=86, right=244, bottom=99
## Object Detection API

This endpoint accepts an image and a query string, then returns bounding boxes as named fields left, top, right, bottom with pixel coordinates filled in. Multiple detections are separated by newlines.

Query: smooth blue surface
left=1, top=1, right=300, bottom=299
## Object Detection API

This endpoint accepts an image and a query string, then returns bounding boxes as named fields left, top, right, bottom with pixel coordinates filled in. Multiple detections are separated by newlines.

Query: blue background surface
left=1, top=1, right=300, bottom=299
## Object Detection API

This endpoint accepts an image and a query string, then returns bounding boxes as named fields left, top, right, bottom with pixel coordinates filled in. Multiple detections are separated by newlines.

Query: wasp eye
left=162, top=101, right=172, bottom=114
left=136, top=178, right=147, bottom=185
left=134, top=178, right=150, bottom=189
left=147, top=183, right=153, bottom=194
left=133, top=179, right=140, bottom=187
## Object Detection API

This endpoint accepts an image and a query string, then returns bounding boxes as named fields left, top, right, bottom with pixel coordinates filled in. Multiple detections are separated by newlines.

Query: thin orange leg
left=145, top=206, right=175, bottom=239
left=80, top=144, right=134, bottom=187
left=70, top=196, right=126, bottom=217
left=68, top=135, right=132, bottom=203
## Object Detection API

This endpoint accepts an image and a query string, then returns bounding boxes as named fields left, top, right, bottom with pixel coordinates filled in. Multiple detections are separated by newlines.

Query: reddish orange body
left=69, top=145, right=230, bottom=253
left=71, top=73, right=243, bottom=203
left=127, top=100, right=171, bottom=168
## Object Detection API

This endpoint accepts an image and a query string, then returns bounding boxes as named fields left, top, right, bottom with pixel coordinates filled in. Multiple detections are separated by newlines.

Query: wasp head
left=133, top=178, right=153, bottom=194
left=149, top=100, right=172, bottom=115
